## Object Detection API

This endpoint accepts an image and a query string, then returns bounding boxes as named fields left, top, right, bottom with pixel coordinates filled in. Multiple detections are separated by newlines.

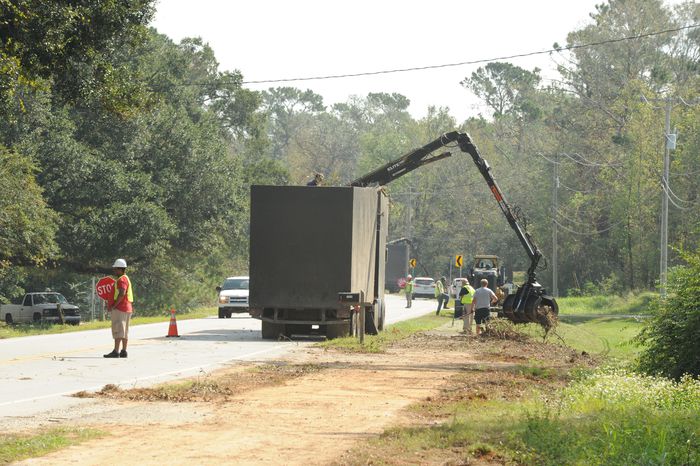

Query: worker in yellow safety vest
left=459, top=280, right=475, bottom=334
left=404, top=275, right=413, bottom=308
left=104, top=258, right=134, bottom=358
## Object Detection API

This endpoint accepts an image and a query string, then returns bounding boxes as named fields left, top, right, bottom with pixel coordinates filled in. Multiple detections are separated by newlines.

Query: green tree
left=636, top=249, right=700, bottom=379
left=0, top=146, right=58, bottom=301
left=0, top=0, right=155, bottom=114
left=460, top=62, right=542, bottom=120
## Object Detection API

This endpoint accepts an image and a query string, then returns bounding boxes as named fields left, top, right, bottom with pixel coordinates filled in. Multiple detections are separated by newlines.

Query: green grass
left=0, top=307, right=217, bottom=339
left=0, top=427, right=105, bottom=464
left=555, top=317, right=644, bottom=359
left=556, top=292, right=655, bottom=315
left=317, top=313, right=445, bottom=353
left=517, top=370, right=700, bottom=465
left=518, top=316, right=645, bottom=360
left=347, top=368, right=700, bottom=465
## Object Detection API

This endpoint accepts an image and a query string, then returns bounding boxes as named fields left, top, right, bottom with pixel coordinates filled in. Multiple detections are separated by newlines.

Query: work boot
left=119, top=350, right=128, bottom=358
left=103, top=350, right=119, bottom=358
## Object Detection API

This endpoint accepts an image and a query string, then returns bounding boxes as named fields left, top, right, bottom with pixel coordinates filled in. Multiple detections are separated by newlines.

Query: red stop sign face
left=96, top=277, right=116, bottom=304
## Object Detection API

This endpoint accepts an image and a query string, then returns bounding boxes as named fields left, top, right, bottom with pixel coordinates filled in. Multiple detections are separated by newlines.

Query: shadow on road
left=145, top=328, right=262, bottom=342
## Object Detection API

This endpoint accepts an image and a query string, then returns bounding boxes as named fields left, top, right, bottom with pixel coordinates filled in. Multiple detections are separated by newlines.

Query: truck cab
left=2, top=292, right=81, bottom=325
left=216, top=276, right=250, bottom=318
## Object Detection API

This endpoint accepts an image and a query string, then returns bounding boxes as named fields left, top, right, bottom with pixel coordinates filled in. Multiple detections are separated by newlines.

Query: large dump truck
left=248, top=185, right=388, bottom=339
left=385, top=238, right=410, bottom=293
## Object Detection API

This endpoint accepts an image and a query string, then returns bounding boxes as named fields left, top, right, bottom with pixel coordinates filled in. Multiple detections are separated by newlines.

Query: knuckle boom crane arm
left=351, top=131, right=558, bottom=325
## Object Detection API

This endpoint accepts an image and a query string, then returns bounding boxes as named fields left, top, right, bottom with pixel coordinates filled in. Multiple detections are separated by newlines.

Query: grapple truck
left=249, top=131, right=557, bottom=339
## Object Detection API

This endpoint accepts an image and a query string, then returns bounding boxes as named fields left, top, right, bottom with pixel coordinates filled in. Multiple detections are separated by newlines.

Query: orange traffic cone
left=166, top=308, right=180, bottom=337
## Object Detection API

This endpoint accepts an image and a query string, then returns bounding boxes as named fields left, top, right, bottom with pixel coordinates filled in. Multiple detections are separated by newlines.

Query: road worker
left=404, top=275, right=413, bottom=308
left=434, top=276, right=450, bottom=315
left=459, top=279, right=476, bottom=334
left=104, top=258, right=134, bottom=358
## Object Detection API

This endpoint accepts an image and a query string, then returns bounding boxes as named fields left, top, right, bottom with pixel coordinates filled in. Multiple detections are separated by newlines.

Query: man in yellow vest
left=104, top=258, right=134, bottom=358
left=434, top=276, right=450, bottom=315
left=404, top=275, right=413, bottom=308
left=459, top=280, right=475, bottom=334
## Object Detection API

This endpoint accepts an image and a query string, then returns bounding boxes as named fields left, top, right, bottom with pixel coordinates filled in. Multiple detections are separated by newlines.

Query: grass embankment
left=344, top=366, right=700, bottom=465
left=339, top=295, right=700, bottom=465
left=550, top=292, right=653, bottom=359
left=556, top=291, right=655, bottom=315
left=0, top=428, right=105, bottom=465
left=317, top=313, right=445, bottom=353
left=0, top=307, right=217, bottom=339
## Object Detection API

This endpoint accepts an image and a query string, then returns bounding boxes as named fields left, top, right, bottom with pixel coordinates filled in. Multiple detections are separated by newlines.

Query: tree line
left=0, top=0, right=698, bottom=313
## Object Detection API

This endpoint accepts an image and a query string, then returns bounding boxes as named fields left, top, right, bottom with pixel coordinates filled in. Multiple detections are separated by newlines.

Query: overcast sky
left=150, top=0, right=677, bottom=122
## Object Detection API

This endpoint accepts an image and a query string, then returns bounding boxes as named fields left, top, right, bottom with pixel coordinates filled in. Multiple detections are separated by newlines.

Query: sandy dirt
left=15, top=324, right=591, bottom=465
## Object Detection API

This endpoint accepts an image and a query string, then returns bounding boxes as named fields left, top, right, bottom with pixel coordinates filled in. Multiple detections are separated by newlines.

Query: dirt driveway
left=16, top=324, right=589, bottom=465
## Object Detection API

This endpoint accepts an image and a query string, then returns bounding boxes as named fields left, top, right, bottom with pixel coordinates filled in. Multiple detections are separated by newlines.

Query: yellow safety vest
left=114, top=274, right=134, bottom=303
left=434, top=280, right=444, bottom=297
left=460, top=284, right=475, bottom=304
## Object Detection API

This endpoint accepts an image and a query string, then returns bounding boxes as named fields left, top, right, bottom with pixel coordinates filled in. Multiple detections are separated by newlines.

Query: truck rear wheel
left=326, top=322, right=350, bottom=339
left=377, top=299, right=386, bottom=331
left=5, top=313, right=13, bottom=325
left=261, top=321, right=285, bottom=339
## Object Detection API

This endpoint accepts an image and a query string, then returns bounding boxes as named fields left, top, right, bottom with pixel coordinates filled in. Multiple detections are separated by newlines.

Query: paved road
left=0, top=294, right=437, bottom=421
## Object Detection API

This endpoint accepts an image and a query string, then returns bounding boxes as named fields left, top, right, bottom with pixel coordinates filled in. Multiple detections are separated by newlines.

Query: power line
left=240, top=24, right=699, bottom=85
left=552, top=218, right=619, bottom=236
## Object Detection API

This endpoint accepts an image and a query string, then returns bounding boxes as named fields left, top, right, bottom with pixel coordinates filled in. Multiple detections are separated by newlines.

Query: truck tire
left=33, top=312, right=42, bottom=323
left=326, top=322, right=350, bottom=339
left=218, top=309, right=225, bottom=319
left=5, top=313, right=13, bottom=325
left=377, top=299, right=386, bottom=331
left=261, top=321, right=285, bottom=339
left=284, top=324, right=312, bottom=338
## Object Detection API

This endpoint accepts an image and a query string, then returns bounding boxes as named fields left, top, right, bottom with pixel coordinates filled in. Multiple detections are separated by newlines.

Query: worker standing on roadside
left=104, top=258, right=134, bottom=358
left=471, top=278, right=497, bottom=336
left=404, top=275, right=413, bottom=308
left=434, top=276, right=450, bottom=315
left=459, top=279, right=476, bottom=334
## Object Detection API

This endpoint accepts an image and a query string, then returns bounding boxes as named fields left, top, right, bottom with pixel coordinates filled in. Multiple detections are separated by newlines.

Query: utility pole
left=659, top=97, right=672, bottom=297
left=406, top=186, right=413, bottom=242
left=642, top=95, right=681, bottom=298
left=552, top=153, right=559, bottom=297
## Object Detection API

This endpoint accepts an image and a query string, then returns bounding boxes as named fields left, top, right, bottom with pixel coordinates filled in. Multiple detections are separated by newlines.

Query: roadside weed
left=0, top=428, right=104, bottom=464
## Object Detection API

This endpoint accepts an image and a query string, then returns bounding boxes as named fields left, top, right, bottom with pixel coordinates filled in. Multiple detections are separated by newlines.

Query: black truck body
left=249, top=185, right=388, bottom=339
left=385, top=239, right=410, bottom=293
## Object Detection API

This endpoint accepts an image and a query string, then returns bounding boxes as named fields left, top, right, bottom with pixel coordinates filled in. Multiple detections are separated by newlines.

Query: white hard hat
left=407, top=274, right=412, bottom=279
left=112, top=258, right=127, bottom=268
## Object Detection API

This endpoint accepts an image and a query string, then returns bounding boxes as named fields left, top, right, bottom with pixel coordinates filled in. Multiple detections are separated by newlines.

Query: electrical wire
left=552, top=218, right=619, bottom=235
left=678, top=96, right=700, bottom=107
left=238, top=24, right=700, bottom=85
left=560, top=151, right=623, bottom=168
left=661, top=178, right=698, bottom=209
left=554, top=210, right=625, bottom=229
left=558, top=181, right=597, bottom=194
left=661, top=182, right=692, bottom=210
left=669, top=168, right=700, bottom=177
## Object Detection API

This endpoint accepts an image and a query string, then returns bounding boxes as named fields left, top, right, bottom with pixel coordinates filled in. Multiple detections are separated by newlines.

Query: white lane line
left=0, top=343, right=290, bottom=408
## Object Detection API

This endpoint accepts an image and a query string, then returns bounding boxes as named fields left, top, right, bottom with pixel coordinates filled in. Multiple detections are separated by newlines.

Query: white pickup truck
left=1, top=292, right=81, bottom=325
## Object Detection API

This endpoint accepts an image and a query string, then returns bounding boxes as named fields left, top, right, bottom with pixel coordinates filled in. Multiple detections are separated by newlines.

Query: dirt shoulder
left=15, top=324, right=594, bottom=465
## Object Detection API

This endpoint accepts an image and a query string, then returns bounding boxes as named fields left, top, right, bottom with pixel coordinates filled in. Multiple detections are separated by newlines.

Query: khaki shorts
left=111, top=310, right=131, bottom=339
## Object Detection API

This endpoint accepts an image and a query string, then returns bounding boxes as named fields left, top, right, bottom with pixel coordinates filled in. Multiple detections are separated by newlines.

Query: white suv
left=216, top=276, right=249, bottom=318
left=412, top=277, right=436, bottom=298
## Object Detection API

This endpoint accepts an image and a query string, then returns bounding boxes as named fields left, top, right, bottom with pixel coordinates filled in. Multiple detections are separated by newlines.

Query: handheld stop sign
left=96, top=276, right=116, bottom=306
